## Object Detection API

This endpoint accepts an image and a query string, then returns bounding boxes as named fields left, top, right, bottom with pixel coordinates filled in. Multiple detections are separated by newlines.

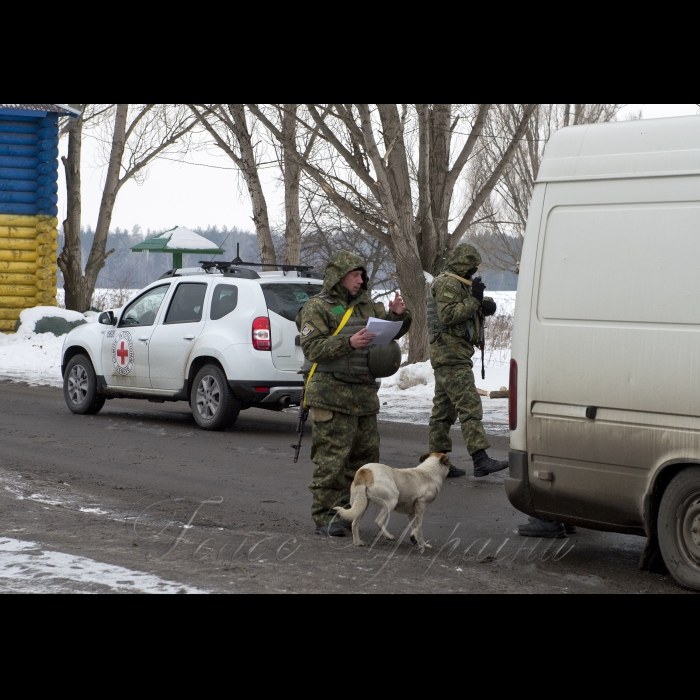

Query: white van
left=506, top=116, right=700, bottom=590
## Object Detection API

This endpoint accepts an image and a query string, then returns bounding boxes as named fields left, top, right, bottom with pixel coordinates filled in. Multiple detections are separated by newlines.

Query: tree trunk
left=79, top=104, right=127, bottom=311
left=228, top=105, right=277, bottom=269
left=428, top=104, right=452, bottom=268
left=282, top=104, right=301, bottom=266
left=393, top=238, right=429, bottom=364
left=58, top=108, right=88, bottom=310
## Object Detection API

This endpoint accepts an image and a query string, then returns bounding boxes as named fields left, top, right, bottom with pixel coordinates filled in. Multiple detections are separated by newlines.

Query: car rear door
left=261, top=282, right=322, bottom=371
left=148, top=281, right=209, bottom=391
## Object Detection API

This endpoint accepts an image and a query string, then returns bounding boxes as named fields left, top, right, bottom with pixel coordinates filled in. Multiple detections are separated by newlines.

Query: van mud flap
left=504, top=450, right=537, bottom=517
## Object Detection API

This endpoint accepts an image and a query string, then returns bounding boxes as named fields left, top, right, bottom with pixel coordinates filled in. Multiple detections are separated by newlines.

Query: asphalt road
left=0, top=381, right=688, bottom=593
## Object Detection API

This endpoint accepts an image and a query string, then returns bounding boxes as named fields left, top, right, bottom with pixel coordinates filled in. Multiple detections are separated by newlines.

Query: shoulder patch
left=301, top=323, right=315, bottom=337
left=439, top=289, right=456, bottom=301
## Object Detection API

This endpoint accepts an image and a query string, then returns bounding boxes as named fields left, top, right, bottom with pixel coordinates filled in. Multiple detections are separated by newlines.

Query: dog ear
left=419, top=453, right=431, bottom=463
left=439, top=454, right=450, bottom=465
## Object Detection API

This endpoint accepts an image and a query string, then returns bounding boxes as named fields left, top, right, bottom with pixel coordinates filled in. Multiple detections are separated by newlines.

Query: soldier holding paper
left=296, top=251, right=412, bottom=536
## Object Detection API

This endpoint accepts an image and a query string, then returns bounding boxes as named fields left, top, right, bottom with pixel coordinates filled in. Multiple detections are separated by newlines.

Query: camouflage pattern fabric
left=428, top=366, right=491, bottom=456
left=309, top=411, right=380, bottom=526
left=429, top=243, right=482, bottom=369
left=297, top=250, right=411, bottom=416
left=428, top=244, right=490, bottom=456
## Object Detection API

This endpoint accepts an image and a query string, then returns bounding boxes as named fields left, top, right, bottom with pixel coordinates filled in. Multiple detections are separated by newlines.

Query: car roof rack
left=199, top=244, right=321, bottom=280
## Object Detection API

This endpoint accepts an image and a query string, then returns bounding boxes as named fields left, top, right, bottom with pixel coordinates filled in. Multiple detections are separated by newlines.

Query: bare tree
left=248, top=104, right=537, bottom=362
left=299, top=186, right=396, bottom=290
left=187, top=104, right=278, bottom=269
left=474, top=104, right=625, bottom=272
left=58, top=104, right=197, bottom=311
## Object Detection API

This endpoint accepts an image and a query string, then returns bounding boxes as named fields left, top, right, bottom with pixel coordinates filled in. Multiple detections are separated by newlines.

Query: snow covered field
left=0, top=292, right=515, bottom=432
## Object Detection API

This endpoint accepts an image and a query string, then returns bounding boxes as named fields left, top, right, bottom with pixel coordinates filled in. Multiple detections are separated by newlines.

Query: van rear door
left=262, top=282, right=322, bottom=371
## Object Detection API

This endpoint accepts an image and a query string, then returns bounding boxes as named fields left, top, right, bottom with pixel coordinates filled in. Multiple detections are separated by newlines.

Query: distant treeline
left=57, top=225, right=519, bottom=291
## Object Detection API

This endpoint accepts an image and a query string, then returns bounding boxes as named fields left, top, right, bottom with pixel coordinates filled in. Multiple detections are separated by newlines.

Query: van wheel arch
left=640, top=461, right=700, bottom=575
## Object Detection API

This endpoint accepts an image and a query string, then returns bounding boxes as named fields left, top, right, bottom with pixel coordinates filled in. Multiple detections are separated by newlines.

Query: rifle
left=473, top=276, right=486, bottom=380
left=291, top=398, right=309, bottom=463
left=478, top=305, right=486, bottom=380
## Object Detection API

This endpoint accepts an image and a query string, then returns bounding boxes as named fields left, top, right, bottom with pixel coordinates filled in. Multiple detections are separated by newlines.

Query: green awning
left=130, top=226, right=224, bottom=255
left=130, top=226, right=224, bottom=269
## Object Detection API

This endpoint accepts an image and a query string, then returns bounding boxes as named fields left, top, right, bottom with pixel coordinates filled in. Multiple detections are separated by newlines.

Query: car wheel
left=658, top=466, right=700, bottom=591
left=63, top=354, right=106, bottom=415
left=191, top=364, right=240, bottom=430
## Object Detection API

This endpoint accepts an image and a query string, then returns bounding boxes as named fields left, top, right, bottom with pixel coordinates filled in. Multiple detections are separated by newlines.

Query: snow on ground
left=0, top=538, right=205, bottom=594
left=0, top=307, right=100, bottom=387
left=56, top=287, right=138, bottom=311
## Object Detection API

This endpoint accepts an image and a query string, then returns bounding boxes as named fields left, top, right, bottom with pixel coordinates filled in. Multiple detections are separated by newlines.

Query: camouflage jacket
left=430, top=243, right=482, bottom=370
left=297, top=251, right=411, bottom=416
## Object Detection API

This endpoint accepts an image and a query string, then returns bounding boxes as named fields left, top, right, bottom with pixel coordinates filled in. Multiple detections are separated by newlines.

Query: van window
left=538, top=203, right=700, bottom=325
left=262, top=283, right=322, bottom=322
left=165, top=283, right=207, bottom=324
left=211, top=284, right=238, bottom=320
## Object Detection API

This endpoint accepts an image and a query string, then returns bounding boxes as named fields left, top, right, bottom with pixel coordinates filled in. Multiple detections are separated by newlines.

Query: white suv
left=60, top=262, right=323, bottom=430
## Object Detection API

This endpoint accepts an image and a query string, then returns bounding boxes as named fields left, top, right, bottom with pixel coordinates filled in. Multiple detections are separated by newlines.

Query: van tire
left=63, top=354, right=106, bottom=415
left=190, top=364, right=240, bottom=430
left=658, top=466, right=700, bottom=591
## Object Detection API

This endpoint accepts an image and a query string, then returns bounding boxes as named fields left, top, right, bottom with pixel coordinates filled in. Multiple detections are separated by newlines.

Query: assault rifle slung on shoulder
left=291, top=400, right=309, bottom=463
left=472, top=276, right=486, bottom=380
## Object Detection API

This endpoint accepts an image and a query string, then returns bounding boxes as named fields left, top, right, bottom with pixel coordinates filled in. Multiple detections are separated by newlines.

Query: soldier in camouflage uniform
left=427, top=243, right=508, bottom=478
left=297, top=251, right=412, bottom=536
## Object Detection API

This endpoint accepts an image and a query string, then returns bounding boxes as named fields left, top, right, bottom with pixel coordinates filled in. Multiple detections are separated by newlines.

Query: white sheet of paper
left=365, top=317, right=403, bottom=345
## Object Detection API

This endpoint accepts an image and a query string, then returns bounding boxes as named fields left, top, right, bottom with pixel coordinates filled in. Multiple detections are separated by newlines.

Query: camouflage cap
left=445, top=243, right=482, bottom=277
left=323, top=250, right=368, bottom=296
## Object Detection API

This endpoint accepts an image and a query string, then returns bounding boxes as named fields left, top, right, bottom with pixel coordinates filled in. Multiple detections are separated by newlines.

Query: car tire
left=658, top=466, right=700, bottom=591
left=191, top=364, right=240, bottom=430
left=63, top=354, right=106, bottom=415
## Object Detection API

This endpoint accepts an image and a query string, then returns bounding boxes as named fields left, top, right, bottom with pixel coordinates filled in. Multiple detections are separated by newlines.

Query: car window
left=165, top=283, right=207, bottom=324
left=119, top=285, right=170, bottom=327
left=262, top=283, right=323, bottom=322
left=210, top=284, right=238, bottom=320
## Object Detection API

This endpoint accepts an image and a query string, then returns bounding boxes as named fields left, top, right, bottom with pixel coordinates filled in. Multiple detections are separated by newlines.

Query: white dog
left=333, top=453, right=450, bottom=548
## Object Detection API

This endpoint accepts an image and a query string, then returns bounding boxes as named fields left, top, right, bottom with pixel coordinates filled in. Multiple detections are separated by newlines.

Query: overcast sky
left=57, top=104, right=700, bottom=236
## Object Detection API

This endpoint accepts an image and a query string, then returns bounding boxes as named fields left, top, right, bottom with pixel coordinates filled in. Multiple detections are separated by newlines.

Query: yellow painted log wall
left=0, top=214, right=58, bottom=333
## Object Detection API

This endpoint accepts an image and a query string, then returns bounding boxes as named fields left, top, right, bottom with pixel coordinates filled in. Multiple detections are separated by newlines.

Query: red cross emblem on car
left=112, top=331, right=134, bottom=376
left=116, top=341, right=129, bottom=365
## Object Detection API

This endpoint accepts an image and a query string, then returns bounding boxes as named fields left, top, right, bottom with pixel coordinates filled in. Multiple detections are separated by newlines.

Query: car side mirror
left=99, top=311, right=115, bottom=326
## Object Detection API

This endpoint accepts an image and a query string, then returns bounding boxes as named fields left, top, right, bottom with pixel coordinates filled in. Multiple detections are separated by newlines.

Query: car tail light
left=252, top=317, right=271, bottom=351
left=509, top=359, right=517, bottom=431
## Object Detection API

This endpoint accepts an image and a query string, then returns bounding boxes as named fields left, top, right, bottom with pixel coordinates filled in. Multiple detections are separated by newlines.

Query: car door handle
left=138, top=336, right=149, bottom=342
left=183, top=334, right=195, bottom=340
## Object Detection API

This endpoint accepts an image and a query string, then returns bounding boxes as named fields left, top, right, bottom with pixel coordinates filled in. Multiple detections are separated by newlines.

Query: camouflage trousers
left=428, top=365, right=490, bottom=456
left=309, top=411, right=380, bottom=526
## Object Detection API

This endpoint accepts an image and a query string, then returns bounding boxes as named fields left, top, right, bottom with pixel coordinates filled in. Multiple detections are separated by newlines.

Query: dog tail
left=333, top=468, right=372, bottom=521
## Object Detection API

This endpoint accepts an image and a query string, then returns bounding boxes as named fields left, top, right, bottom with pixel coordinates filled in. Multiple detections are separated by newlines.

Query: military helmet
left=368, top=341, right=402, bottom=378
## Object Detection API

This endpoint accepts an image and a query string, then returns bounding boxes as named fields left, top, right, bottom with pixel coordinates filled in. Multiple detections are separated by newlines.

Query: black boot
left=315, top=522, right=346, bottom=537
left=447, top=462, right=466, bottom=478
left=447, top=464, right=466, bottom=478
left=518, top=517, right=566, bottom=538
left=472, top=449, right=508, bottom=477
